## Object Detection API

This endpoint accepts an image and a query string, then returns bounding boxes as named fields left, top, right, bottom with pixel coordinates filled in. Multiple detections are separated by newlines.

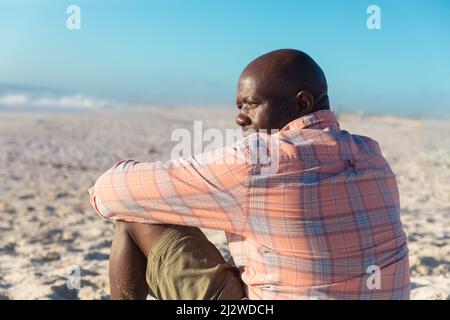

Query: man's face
left=235, top=76, right=271, bottom=132
left=235, top=75, right=297, bottom=133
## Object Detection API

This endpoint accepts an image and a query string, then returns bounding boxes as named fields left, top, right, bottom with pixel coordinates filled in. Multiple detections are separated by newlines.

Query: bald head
left=235, top=49, right=330, bottom=132
left=242, top=49, right=329, bottom=109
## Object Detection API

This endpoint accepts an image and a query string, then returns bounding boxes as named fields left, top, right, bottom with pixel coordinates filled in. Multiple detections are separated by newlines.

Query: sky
left=0, top=0, right=449, bottom=116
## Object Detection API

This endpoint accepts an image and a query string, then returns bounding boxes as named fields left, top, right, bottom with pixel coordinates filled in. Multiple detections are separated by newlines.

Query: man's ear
left=296, top=90, right=315, bottom=116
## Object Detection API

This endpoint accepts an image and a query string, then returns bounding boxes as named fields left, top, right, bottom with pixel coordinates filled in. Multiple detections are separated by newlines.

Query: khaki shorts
left=146, top=225, right=246, bottom=300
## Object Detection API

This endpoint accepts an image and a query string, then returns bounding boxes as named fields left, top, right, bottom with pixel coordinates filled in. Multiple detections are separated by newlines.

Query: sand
left=0, top=107, right=449, bottom=300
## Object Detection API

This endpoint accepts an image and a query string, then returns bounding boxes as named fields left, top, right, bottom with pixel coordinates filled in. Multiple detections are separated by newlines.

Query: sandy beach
left=0, top=107, right=449, bottom=300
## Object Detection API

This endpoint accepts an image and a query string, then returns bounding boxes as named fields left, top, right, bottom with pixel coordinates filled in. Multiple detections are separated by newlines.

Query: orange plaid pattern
left=89, top=110, right=410, bottom=299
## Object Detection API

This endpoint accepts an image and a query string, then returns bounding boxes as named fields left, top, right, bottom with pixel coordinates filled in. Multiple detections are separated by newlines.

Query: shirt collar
left=280, top=110, right=339, bottom=131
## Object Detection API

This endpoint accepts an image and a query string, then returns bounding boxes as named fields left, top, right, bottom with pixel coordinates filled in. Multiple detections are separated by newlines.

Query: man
left=89, top=49, right=410, bottom=300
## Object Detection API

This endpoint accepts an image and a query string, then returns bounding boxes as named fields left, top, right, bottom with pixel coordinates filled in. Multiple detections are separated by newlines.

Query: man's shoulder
left=274, top=125, right=385, bottom=162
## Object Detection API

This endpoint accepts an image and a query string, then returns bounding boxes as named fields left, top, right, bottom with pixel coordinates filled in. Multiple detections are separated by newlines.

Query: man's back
left=227, top=110, right=410, bottom=299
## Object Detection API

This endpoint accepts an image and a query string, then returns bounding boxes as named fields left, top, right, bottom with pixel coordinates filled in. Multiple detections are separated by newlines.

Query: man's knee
left=113, top=221, right=175, bottom=256
left=114, top=220, right=161, bottom=236
left=114, top=220, right=130, bottom=233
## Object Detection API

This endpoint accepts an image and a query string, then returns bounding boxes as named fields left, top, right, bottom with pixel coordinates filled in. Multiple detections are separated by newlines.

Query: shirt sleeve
left=88, top=145, right=249, bottom=233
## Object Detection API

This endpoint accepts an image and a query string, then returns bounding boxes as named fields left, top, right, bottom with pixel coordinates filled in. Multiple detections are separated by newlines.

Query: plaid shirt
left=89, top=110, right=410, bottom=300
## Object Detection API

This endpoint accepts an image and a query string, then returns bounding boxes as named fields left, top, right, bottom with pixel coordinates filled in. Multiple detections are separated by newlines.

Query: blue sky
left=0, top=0, right=449, bottom=116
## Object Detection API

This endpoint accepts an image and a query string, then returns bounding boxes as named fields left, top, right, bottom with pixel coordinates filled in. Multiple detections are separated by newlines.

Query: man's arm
left=89, top=146, right=248, bottom=233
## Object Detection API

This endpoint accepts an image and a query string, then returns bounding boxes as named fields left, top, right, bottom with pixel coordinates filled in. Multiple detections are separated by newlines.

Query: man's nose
left=235, top=113, right=251, bottom=127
